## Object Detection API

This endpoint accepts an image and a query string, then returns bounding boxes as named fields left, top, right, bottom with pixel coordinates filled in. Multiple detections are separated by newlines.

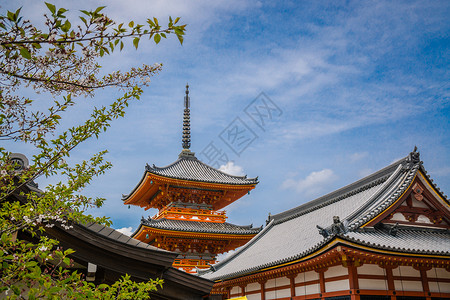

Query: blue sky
left=3, top=0, right=450, bottom=236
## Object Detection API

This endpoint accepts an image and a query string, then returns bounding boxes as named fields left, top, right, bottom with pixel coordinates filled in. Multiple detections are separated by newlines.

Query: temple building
left=200, top=148, right=450, bottom=300
left=123, top=85, right=261, bottom=273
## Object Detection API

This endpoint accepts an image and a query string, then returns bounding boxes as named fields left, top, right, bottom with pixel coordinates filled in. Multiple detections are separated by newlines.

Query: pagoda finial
left=182, top=84, right=191, bottom=150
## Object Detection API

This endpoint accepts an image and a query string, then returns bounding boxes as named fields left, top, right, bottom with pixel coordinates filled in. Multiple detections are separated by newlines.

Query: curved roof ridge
left=271, top=157, right=407, bottom=224
left=344, top=163, right=405, bottom=225
left=348, top=162, right=421, bottom=230
left=418, top=164, right=450, bottom=204
left=145, top=154, right=258, bottom=185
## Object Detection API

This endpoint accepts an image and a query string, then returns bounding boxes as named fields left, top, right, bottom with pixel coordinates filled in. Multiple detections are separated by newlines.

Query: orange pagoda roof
left=122, top=150, right=258, bottom=211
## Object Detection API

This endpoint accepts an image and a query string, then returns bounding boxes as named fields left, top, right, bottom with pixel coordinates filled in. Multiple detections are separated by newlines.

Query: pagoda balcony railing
left=173, top=258, right=216, bottom=271
left=154, top=206, right=227, bottom=223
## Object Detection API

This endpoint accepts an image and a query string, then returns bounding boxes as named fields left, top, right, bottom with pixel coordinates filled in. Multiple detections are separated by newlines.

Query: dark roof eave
left=138, top=219, right=262, bottom=235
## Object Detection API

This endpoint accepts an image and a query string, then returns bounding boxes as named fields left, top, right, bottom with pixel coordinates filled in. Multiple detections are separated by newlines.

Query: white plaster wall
left=246, top=282, right=260, bottom=293
left=276, top=276, right=290, bottom=287
left=391, top=212, right=407, bottom=222
left=295, top=285, right=306, bottom=296
left=325, top=265, right=348, bottom=277
left=230, top=286, right=240, bottom=295
left=402, top=280, right=423, bottom=292
left=265, top=290, right=276, bottom=300
left=416, top=215, right=432, bottom=224
left=431, top=267, right=450, bottom=279
left=274, top=288, right=291, bottom=299
left=394, top=280, right=422, bottom=292
left=246, top=293, right=261, bottom=300
left=394, top=280, right=402, bottom=291
left=266, top=278, right=276, bottom=289
left=394, top=265, right=420, bottom=277
left=294, top=271, right=319, bottom=284
left=411, top=198, right=428, bottom=208
left=295, top=273, right=304, bottom=284
left=433, top=281, right=450, bottom=293
left=358, top=279, right=387, bottom=290
left=358, top=264, right=385, bottom=276
left=305, top=283, right=320, bottom=294
left=325, top=279, right=349, bottom=292
left=427, top=267, right=450, bottom=293
left=304, top=271, right=319, bottom=282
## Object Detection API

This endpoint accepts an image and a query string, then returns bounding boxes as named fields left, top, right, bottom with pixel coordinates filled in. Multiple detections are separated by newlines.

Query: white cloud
left=350, top=152, right=369, bottom=163
left=215, top=246, right=242, bottom=263
left=116, top=227, right=134, bottom=236
left=219, top=161, right=245, bottom=176
left=282, top=169, right=336, bottom=196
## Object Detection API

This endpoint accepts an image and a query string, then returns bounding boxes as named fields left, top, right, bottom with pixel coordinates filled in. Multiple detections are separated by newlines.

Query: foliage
left=0, top=2, right=185, bottom=298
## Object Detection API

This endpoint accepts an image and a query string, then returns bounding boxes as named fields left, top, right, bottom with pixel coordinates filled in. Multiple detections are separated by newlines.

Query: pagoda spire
left=182, top=84, right=191, bottom=150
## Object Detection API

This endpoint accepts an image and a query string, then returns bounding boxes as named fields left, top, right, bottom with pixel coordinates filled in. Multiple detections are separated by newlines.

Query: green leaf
left=57, top=8, right=68, bottom=15
left=128, top=21, right=134, bottom=28
left=120, top=41, right=124, bottom=51
left=20, top=47, right=31, bottom=59
left=25, top=261, right=38, bottom=268
left=45, top=2, right=56, bottom=14
left=94, top=6, right=106, bottom=14
left=154, top=34, right=161, bottom=44
left=7, top=11, right=15, bottom=21
left=61, top=20, right=71, bottom=32
left=79, top=16, right=87, bottom=25
left=133, top=37, right=140, bottom=49
left=177, top=34, right=184, bottom=45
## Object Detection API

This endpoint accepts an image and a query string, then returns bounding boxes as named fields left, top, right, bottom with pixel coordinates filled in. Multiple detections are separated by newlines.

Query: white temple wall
left=246, top=282, right=260, bottom=293
left=230, top=286, right=239, bottom=295
left=359, top=278, right=387, bottom=290
left=275, top=276, right=290, bottom=287
left=246, top=294, right=261, bottom=300
left=358, top=264, right=385, bottom=276
left=325, top=279, right=349, bottom=292
left=294, top=270, right=318, bottom=283
left=394, top=280, right=423, bottom=292
left=266, top=278, right=276, bottom=288
left=266, top=288, right=290, bottom=300
left=428, top=267, right=450, bottom=293
left=305, top=283, right=320, bottom=294
left=393, top=265, right=420, bottom=277
left=325, top=265, right=347, bottom=277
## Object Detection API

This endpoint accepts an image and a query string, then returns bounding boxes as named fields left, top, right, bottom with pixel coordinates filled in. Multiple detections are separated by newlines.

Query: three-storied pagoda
left=123, top=85, right=261, bottom=273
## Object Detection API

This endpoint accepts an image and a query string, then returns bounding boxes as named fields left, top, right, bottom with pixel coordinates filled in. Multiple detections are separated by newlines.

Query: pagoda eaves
left=123, top=151, right=258, bottom=211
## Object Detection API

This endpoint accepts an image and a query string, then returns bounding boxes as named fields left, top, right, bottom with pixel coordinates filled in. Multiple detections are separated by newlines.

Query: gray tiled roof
left=140, top=218, right=262, bottom=235
left=200, top=151, right=450, bottom=281
left=343, top=228, right=450, bottom=255
left=83, top=222, right=170, bottom=251
left=145, top=151, right=258, bottom=185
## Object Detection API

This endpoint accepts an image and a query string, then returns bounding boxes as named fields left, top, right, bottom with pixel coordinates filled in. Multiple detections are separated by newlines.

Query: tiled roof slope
left=344, top=228, right=450, bottom=255
left=200, top=150, right=450, bottom=281
left=139, top=217, right=262, bottom=235
left=145, top=151, right=258, bottom=185
left=83, top=222, right=171, bottom=251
